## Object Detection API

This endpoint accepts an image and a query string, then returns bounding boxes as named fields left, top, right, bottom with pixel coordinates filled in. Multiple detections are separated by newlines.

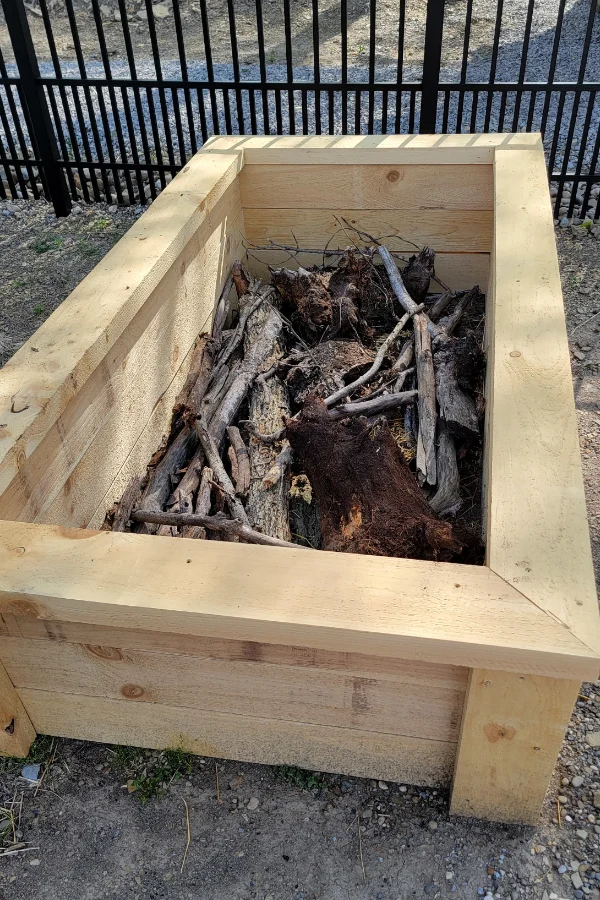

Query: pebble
left=572, top=775, right=585, bottom=788
left=558, top=865, right=567, bottom=874
left=378, top=781, right=388, bottom=790
left=246, top=797, right=259, bottom=811
left=572, top=873, right=584, bottom=890
left=428, top=820, right=438, bottom=831
left=153, top=3, right=170, bottom=19
left=29, top=859, right=40, bottom=867
left=593, top=791, right=600, bottom=809
left=21, top=763, right=41, bottom=782
left=587, top=732, right=600, bottom=747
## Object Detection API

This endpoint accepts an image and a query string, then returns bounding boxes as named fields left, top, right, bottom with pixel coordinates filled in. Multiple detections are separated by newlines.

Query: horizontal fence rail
left=0, top=0, right=599, bottom=219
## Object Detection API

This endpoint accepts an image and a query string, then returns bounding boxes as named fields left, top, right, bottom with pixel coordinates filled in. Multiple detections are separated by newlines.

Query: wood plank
left=0, top=522, right=598, bottom=679
left=0, top=151, right=243, bottom=500
left=450, top=669, right=580, bottom=824
left=0, top=189, right=243, bottom=526
left=0, top=616, right=468, bottom=689
left=0, top=659, right=35, bottom=758
left=203, top=133, right=542, bottom=166
left=239, top=165, right=493, bottom=211
left=20, top=689, right=455, bottom=786
left=247, top=250, right=489, bottom=294
left=487, top=146, right=600, bottom=658
left=243, top=207, right=493, bottom=253
left=0, top=636, right=464, bottom=741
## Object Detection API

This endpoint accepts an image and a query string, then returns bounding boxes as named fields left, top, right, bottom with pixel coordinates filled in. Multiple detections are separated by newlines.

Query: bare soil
left=0, top=201, right=599, bottom=900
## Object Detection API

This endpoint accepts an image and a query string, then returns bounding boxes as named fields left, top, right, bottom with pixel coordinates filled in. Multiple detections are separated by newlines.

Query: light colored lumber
left=0, top=615, right=468, bottom=689
left=0, top=659, right=35, bottom=758
left=239, top=164, right=493, bottom=211
left=243, top=207, right=493, bottom=253
left=20, top=689, right=455, bottom=786
left=0, top=151, right=243, bottom=501
left=0, top=636, right=465, bottom=741
left=202, top=133, right=542, bottom=166
left=487, top=146, right=600, bottom=658
left=0, top=522, right=598, bottom=679
left=450, top=669, right=580, bottom=824
left=247, top=250, right=489, bottom=294
left=0, top=191, right=244, bottom=527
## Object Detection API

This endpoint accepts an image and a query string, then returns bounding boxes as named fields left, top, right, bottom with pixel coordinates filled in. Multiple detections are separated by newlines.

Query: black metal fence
left=0, top=0, right=599, bottom=220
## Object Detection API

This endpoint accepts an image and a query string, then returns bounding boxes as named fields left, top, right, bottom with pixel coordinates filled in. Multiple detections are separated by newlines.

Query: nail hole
left=5, top=718, right=15, bottom=735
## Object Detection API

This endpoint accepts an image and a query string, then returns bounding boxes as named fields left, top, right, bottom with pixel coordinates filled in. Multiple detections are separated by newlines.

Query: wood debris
left=106, top=238, right=486, bottom=563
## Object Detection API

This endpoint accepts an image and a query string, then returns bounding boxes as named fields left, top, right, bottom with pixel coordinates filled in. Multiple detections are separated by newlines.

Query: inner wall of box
left=18, top=161, right=491, bottom=533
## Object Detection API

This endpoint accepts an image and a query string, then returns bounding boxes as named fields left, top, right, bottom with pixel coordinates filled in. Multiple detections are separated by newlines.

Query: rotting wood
left=107, top=475, right=143, bottom=532
left=131, top=509, right=303, bottom=549
left=181, top=465, right=213, bottom=539
left=226, top=427, right=250, bottom=497
left=430, top=422, right=461, bottom=517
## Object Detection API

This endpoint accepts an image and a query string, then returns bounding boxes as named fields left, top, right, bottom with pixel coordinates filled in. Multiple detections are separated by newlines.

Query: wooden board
left=0, top=614, right=468, bottom=689
left=0, top=660, right=35, bottom=757
left=0, top=151, right=242, bottom=500
left=0, top=636, right=465, bottom=741
left=203, top=133, right=542, bottom=166
left=486, top=147, right=600, bottom=658
left=0, top=522, right=598, bottom=679
left=20, top=689, right=455, bottom=786
left=0, top=188, right=244, bottom=526
left=246, top=249, right=489, bottom=294
left=451, top=669, right=580, bottom=823
left=243, top=207, right=493, bottom=253
left=239, top=165, right=493, bottom=211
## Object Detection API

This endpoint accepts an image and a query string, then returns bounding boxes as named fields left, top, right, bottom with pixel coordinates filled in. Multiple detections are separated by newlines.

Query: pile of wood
left=105, top=241, right=486, bottom=563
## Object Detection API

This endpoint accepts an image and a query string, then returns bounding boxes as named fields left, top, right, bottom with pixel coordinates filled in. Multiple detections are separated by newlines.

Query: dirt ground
left=0, top=200, right=599, bottom=900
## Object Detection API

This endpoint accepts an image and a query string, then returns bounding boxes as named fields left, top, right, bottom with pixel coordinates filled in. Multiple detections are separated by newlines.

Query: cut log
left=430, top=421, right=462, bottom=517
left=286, top=396, right=464, bottom=561
left=285, top=340, right=374, bottom=407
left=181, top=465, right=213, bottom=539
left=226, top=426, right=251, bottom=497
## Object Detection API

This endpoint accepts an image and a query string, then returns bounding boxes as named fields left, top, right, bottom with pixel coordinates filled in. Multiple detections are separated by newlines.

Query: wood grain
left=451, top=669, right=580, bottom=823
left=20, top=689, right=456, bottom=785
left=487, top=146, right=600, bottom=660
left=0, top=660, right=35, bottom=758
left=0, top=636, right=465, bottom=741
left=239, top=165, right=493, bottom=210
left=0, top=522, right=597, bottom=679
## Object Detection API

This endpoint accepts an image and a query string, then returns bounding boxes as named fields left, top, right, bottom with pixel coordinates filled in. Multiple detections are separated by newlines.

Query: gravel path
left=0, top=198, right=599, bottom=900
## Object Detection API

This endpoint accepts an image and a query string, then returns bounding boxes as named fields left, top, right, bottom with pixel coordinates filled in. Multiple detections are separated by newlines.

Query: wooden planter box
left=0, top=135, right=598, bottom=824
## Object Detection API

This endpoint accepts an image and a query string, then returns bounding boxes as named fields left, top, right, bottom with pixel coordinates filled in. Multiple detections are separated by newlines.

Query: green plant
left=79, top=240, right=99, bottom=258
left=355, top=44, right=366, bottom=56
left=277, top=765, right=326, bottom=791
left=11, top=276, right=28, bottom=288
left=33, top=304, right=45, bottom=316
left=90, top=217, right=110, bottom=231
left=32, top=235, right=62, bottom=254
left=109, top=745, right=195, bottom=803
left=267, top=50, right=277, bottom=63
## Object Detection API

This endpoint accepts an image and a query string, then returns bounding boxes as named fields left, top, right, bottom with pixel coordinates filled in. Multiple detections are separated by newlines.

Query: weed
left=32, top=235, right=62, bottom=254
left=109, top=745, right=195, bottom=803
left=79, top=240, right=99, bottom=258
left=90, top=217, right=110, bottom=231
left=33, top=304, right=44, bottom=316
left=11, top=277, right=28, bottom=288
left=267, top=50, right=277, bottom=63
left=355, top=44, right=366, bottom=56
left=0, top=733, right=55, bottom=777
left=277, top=765, right=326, bottom=791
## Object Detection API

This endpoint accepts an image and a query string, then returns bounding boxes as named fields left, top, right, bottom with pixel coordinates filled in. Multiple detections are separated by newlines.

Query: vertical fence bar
left=483, top=0, right=504, bottom=131
left=200, top=0, right=220, bottom=135
left=255, top=0, right=269, bottom=135
left=0, top=46, right=37, bottom=197
left=173, top=0, right=197, bottom=154
left=1, top=0, right=70, bottom=214
left=367, top=0, right=376, bottom=134
left=283, top=0, right=295, bottom=134
left=420, top=0, right=445, bottom=133
left=456, top=0, right=473, bottom=132
left=226, top=0, right=245, bottom=134
left=394, top=0, right=405, bottom=133
left=341, top=0, right=348, bottom=134
left=312, top=0, right=321, bottom=135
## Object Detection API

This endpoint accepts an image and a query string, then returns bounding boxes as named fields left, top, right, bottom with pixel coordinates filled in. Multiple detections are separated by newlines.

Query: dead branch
left=429, top=421, right=462, bottom=517
left=226, top=426, right=251, bottom=496
left=131, top=509, right=306, bottom=550
left=111, top=475, right=143, bottom=532
left=414, top=314, right=437, bottom=485
left=327, top=389, right=417, bottom=421
left=135, top=425, right=198, bottom=534
left=195, top=419, right=249, bottom=525
left=181, top=465, right=213, bottom=539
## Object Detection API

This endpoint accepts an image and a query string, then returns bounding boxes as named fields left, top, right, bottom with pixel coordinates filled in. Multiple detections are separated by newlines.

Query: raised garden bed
left=0, top=135, right=598, bottom=824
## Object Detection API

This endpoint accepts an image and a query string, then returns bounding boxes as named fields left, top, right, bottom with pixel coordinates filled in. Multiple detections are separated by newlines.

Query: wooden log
left=433, top=341, right=479, bottom=438
left=328, top=390, right=417, bottom=421
left=287, top=396, right=465, bottom=561
left=208, top=284, right=284, bottom=448
left=131, top=509, right=304, bottom=549
left=414, top=315, right=437, bottom=486
left=134, top=425, right=198, bottom=534
left=194, top=420, right=249, bottom=525
left=226, top=426, right=251, bottom=497
left=109, top=475, right=143, bottom=532
left=173, top=334, right=213, bottom=418
left=429, top=421, right=462, bottom=517
left=181, top=465, right=213, bottom=539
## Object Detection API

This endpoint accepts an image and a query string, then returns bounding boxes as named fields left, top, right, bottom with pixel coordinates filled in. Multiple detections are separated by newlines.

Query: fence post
left=419, top=0, right=445, bottom=134
left=2, top=0, right=71, bottom=216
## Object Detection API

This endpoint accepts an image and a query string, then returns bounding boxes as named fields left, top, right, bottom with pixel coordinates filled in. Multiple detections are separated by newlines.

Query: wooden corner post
left=0, top=658, right=36, bottom=758
left=450, top=669, right=580, bottom=824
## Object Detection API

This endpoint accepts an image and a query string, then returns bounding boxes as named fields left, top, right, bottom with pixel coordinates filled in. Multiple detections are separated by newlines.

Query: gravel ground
left=0, top=199, right=599, bottom=900
left=1, top=0, right=600, bottom=215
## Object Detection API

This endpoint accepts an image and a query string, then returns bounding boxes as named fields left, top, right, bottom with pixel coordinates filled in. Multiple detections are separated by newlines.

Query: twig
left=131, top=509, right=307, bottom=550
left=217, top=294, right=265, bottom=371
left=328, top=389, right=417, bottom=421
left=557, top=797, right=561, bottom=827
left=195, top=419, right=249, bottom=524
left=240, top=420, right=286, bottom=444
left=571, top=309, right=600, bottom=333
left=181, top=798, right=191, bottom=873
left=357, top=813, right=366, bottom=881
left=324, top=307, right=422, bottom=407
left=0, top=845, right=40, bottom=858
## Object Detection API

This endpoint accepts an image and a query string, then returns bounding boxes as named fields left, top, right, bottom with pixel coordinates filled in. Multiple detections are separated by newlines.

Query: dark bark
left=286, top=396, right=465, bottom=561
left=401, top=247, right=435, bottom=304
left=109, top=475, right=143, bottom=532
